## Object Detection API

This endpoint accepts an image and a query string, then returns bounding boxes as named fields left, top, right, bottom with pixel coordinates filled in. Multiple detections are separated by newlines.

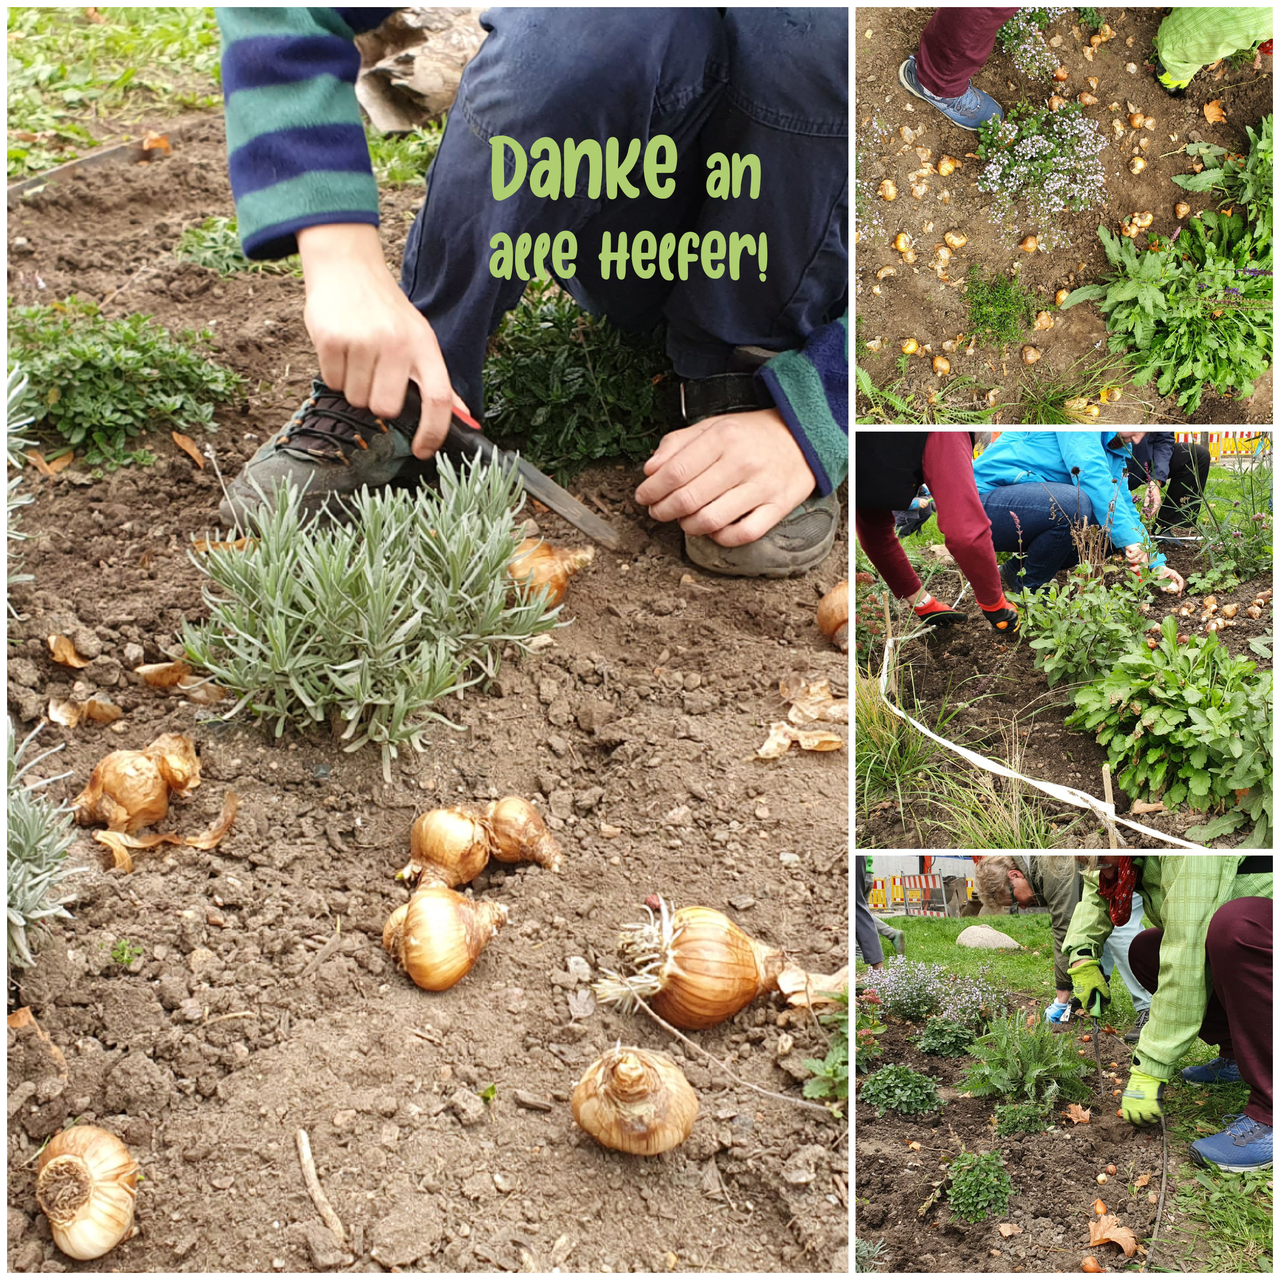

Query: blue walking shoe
left=1182, top=1057, right=1243, bottom=1085
left=1190, top=1114, right=1272, bottom=1172
left=898, top=56, right=1004, bottom=132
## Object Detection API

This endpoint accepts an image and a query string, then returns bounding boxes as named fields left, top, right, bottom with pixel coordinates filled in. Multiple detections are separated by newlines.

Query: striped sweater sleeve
left=758, top=312, right=848, bottom=495
left=216, top=7, right=399, bottom=260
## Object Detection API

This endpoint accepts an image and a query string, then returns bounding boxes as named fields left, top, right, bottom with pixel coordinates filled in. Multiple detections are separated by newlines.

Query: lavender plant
left=995, top=9, right=1072, bottom=82
left=976, top=102, right=1109, bottom=249
left=872, top=958, right=950, bottom=1021
left=6, top=366, right=35, bottom=608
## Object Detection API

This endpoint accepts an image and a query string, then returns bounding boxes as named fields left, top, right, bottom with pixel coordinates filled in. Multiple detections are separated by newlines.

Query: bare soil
left=854, top=539, right=1273, bottom=850
left=6, top=117, right=849, bottom=1273
left=854, top=6, right=1274, bottom=424
left=855, top=1014, right=1163, bottom=1273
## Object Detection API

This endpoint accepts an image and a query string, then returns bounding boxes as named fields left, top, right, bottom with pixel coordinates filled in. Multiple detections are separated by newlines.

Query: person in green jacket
left=1151, top=7, right=1272, bottom=96
left=1065, top=855, right=1272, bottom=1171
left=973, top=856, right=1152, bottom=1040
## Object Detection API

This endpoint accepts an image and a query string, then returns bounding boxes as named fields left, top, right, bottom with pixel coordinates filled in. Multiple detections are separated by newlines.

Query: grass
left=7, top=6, right=222, bottom=177
left=965, top=266, right=1038, bottom=353
left=857, top=913, right=1273, bottom=1271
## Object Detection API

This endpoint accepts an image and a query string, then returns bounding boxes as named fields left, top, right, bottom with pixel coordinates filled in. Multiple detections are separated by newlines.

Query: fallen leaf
left=1203, top=100, right=1226, bottom=124
left=84, top=698, right=123, bottom=724
left=183, top=791, right=238, bottom=850
left=997, top=1223, right=1023, bottom=1238
left=1134, top=1172, right=1152, bottom=1188
left=171, top=431, right=205, bottom=468
left=48, top=634, right=89, bottom=668
left=135, top=660, right=193, bottom=688
left=1089, top=1214, right=1138, bottom=1258
left=925, top=543, right=955, bottom=563
left=92, top=828, right=182, bottom=873
left=908, top=1141, right=922, bottom=1151
left=48, top=698, right=81, bottom=727
left=755, top=722, right=844, bottom=759
left=1067, top=1103, right=1093, bottom=1125
left=192, top=536, right=256, bottom=553
left=24, top=450, right=56, bottom=478
left=177, top=675, right=226, bottom=705
left=779, top=674, right=849, bottom=725
left=46, top=451, right=73, bottom=475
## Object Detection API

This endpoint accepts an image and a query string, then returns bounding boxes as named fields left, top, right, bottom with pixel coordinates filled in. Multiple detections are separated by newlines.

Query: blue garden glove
left=1121, top=1068, right=1166, bottom=1127
left=1069, top=958, right=1111, bottom=1015
left=1044, top=999, right=1071, bottom=1024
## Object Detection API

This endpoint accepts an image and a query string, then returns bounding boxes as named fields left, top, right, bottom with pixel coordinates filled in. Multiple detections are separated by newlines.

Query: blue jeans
left=981, top=482, right=1095, bottom=590
left=399, top=8, right=848, bottom=412
left=1102, top=890, right=1154, bottom=1014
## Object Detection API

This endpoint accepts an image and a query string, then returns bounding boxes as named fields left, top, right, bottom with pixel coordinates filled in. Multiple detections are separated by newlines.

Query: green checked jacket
left=1063, top=856, right=1272, bottom=1082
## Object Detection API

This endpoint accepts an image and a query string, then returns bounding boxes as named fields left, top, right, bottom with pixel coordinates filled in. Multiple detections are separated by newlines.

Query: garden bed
left=856, top=1016, right=1163, bottom=1273
left=6, top=118, right=848, bottom=1272
left=854, top=6, right=1273, bottom=424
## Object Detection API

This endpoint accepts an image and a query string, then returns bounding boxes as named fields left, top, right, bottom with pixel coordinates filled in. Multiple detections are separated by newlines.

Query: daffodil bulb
left=572, top=1046, right=698, bottom=1155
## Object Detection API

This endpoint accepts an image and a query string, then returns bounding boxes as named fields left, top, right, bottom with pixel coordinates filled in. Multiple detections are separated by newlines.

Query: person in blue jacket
left=1125, top=432, right=1212, bottom=530
left=971, top=431, right=1186, bottom=593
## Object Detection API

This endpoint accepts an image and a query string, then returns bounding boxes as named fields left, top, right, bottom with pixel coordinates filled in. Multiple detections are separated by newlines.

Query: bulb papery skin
left=507, top=538, right=594, bottom=609
left=571, top=1047, right=698, bottom=1155
left=484, top=797, right=563, bottom=871
left=71, top=734, right=202, bottom=833
left=36, top=1127, right=138, bottom=1260
left=817, top=581, right=849, bottom=653
left=404, top=807, right=491, bottom=888
left=384, top=887, right=508, bottom=991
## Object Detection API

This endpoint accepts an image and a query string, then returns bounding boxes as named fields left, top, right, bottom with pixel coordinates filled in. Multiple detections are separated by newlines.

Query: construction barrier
left=870, top=876, right=974, bottom=917
left=1175, top=431, right=1272, bottom=462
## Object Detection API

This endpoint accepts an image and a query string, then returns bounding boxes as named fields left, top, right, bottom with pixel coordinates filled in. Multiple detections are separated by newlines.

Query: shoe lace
left=1220, top=1113, right=1261, bottom=1140
left=278, top=381, right=394, bottom=460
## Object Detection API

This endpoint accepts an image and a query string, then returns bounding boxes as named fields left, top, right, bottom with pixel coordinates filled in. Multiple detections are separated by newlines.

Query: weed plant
left=870, top=958, right=949, bottom=1021
left=7, top=297, right=243, bottom=467
left=184, top=456, right=559, bottom=782
left=915, top=1017, right=975, bottom=1057
left=995, top=9, right=1072, bottom=81
left=964, top=268, right=1038, bottom=353
left=7, top=721, right=80, bottom=969
left=1197, top=460, right=1272, bottom=581
left=855, top=999, right=887, bottom=1073
left=925, top=755, right=1069, bottom=849
left=1012, top=351, right=1138, bottom=423
left=175, top=217, right=302, bottom=277
left=995, top=1101, right=1052, bottom=1136
left=1184, top=566, right=1242, bottom=596
left=959, top=1014, right=1093, bottom=1105
left=1061, top=214, right=1272, bottom=414
left=1172, top=114, right=1272, bottom=243
left=855, top=363, right=994, bottom=424
left=802, top=990, right=849, bottom=1114
left=1075, top=8, right=1105, bottom=32
left=367, top=122, right=444, bottom=187
left=483, top=279, right=667, bottom=474
left=975, top=101, right=1109, bottom=247
left=947, top=1150, right=1014, bottom=1222
left=858, top=1063, right=942, bottom=1117
left=1068, top=615, right=1272, bottom=843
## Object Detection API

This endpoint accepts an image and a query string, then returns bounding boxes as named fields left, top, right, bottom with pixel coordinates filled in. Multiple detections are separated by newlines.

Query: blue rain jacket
left=971, top=431, right=1165, bottom=569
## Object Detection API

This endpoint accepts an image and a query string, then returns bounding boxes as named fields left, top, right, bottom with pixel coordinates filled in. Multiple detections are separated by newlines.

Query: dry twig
left=295, top=1128, right=346, bottom=1245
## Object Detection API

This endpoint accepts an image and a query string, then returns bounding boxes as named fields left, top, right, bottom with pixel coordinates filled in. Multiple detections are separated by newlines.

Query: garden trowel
left=398, top=382, right=624, bottom=551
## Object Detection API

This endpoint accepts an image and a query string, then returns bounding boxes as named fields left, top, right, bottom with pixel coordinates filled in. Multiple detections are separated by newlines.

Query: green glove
left=1121, top=1068, right=1166, bottom=1127
left=1068, top=958, right=1111, bottom=1014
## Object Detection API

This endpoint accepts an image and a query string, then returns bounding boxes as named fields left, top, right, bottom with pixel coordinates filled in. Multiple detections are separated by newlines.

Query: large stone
left=957, top=924, right=1020, bottom=950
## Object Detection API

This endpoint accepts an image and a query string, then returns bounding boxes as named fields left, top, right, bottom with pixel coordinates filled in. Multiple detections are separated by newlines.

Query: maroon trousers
left=853, top=432, right=1004, bottom=608
left=917, top=7, right=1020, bottom=98
left=1127, top=897, right=1272, bottom=1126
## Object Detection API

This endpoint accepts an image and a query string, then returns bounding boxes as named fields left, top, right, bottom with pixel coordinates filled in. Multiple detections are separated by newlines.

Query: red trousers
left=1128, top=897, right=1273, bottom=1126
left=853, top=432, right=1003, bottom=608
left=917, top=6, right=1019, bottom=98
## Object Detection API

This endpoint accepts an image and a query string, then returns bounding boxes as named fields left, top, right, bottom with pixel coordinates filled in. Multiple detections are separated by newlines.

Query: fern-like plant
left=958, top=1014, right=1092, bottom=1105
left=7, top=720, right=80, bottom=968
left=184, top=456, right=560, bottom=782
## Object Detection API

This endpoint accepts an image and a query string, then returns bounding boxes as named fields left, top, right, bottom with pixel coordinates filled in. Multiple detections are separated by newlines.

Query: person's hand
left=297, top=223, right=470, bottom=459
left=1044, top=999, right=1071, bottom=1024
left=1144, top=480, right=1163, bottom=519
left=1120, top=1068, right=1166, bottom=1127
left=1155, top=564, right=1185, bottom=594
left=1069, top=957, right=1111, bottom=1014
left=634, top=408, right=816, bottom=546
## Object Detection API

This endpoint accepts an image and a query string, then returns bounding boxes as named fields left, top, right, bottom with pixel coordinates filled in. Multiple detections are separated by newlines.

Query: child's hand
left=635, top=409, right=816, bottom=546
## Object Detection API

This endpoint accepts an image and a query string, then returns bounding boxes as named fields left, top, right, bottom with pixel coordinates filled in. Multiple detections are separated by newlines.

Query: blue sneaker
left=1190, top=1114, right=1272, bottom=1172
left=898, top=56, right=1004, bottom=131
left=1182, top=1057, right=1243, bottom=1085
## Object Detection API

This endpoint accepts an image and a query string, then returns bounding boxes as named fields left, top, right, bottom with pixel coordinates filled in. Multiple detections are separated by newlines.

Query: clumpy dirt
left=855, top=1015, right=1163, bottom=1273
left=854, top=539, right=1273, bottom=851
left=854, top=6, right=1274, bottom=424
left=6, top=118, right=848, bottom=1272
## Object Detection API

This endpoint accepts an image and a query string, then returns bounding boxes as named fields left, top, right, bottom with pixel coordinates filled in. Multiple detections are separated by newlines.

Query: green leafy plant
left=947, top=1150, right=1015, bottom=1223
left=803, top=990, right=850, bottom=1113
left=484, top=278, right=668, bottom=475
left=110, top=938, right=143, bottom=966
left=855, top=998, right=887, bottom=1074
left=1067, top=615, right=1272, bottom=843
left=367, top=121, right=445, bottom=187
left=959, top=1015, right=1092, bottom=1105
left=1196, top=461, right=1272, bottom=581
left=1061, top=215, right=1273, bottom=415
left=183, top=456, right=560, bottom=783
left=7, top=296, right=243, bottom=467
left=995, top=1101, right=1052, bottom=1136
left=1172, top=114, right=1272, bottom=242
left=1184, top=565, right=1243, bottom=596
left=7, top=720, right=80, bottom=969
left=1075, top=8, right=1105, bottom=32
left=975, top=101, right=1110, bottom=245
left=964, top=267, right=1039, bottom=353
left=855, top=362, right=995, bottom=424
left=915, top=1017, right=974, bottom=1057
left=1248, top=631, right=1272, bottom=661
left=858, top=1063, right=942, bottom=1117
left=174, top=216, right=302, bottom=277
